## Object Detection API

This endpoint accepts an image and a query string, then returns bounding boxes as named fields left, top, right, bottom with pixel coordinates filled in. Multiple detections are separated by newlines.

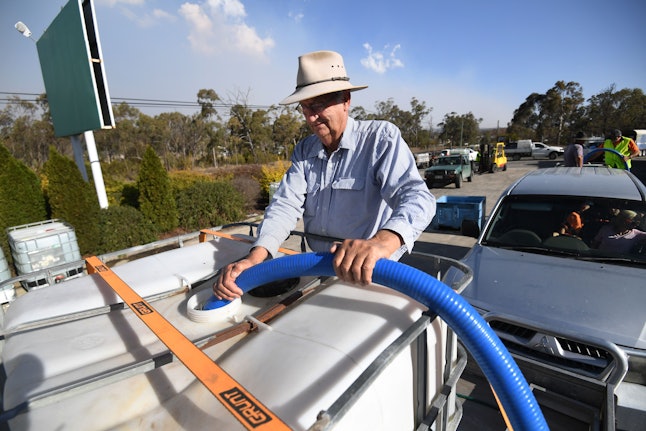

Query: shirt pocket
left=330, top=177, right=366, bottom=217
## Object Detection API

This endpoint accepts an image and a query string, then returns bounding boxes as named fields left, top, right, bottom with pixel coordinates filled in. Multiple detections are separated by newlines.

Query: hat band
left=296, top=76, right=350, bottom=90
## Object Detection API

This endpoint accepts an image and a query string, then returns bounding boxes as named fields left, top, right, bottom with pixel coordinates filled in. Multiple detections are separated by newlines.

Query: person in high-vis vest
left=603, top=129, right=639, bottom=169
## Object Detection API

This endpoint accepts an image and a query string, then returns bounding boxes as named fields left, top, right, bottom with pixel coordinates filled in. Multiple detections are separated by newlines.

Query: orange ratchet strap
left=85, top=255, right=290, bottom=431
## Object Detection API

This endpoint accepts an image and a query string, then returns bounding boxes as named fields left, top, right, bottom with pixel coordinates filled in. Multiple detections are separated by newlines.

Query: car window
left=483, top=196, right=646, bottom=263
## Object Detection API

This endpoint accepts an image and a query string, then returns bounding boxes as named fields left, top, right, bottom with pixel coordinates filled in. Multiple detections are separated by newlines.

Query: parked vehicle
left=414, top=152, right=431, bottom=168
left=457, top=166, right=646, bottom=430
left=635, top=129, right=646, bottom=156
left=424, top=154, right=473, bottom=188
left=440, top=148, right=478, bottom=161
left=504, top=141, right=564, bottom=161
left=504, top=140, right=533, bottom=160
left=531, top=142, right=564, bottom=159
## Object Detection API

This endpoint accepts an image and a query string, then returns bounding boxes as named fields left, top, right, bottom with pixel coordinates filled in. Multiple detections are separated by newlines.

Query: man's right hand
left=212, top=247, right=269, bottom=301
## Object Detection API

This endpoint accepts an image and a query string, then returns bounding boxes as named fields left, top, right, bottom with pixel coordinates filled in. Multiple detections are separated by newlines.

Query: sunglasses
left=299, top=92, right=345, bottom=115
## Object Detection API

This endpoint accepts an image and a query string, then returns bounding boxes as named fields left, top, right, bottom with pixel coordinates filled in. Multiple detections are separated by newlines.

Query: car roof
left=506, top=166, right=646, bottom=201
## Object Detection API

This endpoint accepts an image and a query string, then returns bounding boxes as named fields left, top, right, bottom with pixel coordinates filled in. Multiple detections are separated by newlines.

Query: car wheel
left=455, top=175, right=462, bottom=188
left=549, top=152, right=557, bottom=160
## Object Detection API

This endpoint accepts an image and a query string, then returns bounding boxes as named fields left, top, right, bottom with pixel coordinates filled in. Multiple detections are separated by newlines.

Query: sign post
left=36, top=0, right=114, bottom=208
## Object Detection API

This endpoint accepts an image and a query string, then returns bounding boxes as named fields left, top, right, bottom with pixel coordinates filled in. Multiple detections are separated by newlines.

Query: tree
left=272, top=108, right=305, bottom=159
left=137, top=146, right=179, bottom=232
left=508, top=81, right=584, bottom=144
left=43, top=146, right=101, bottom=255
left=197, top=88, right=221, bottom=120
left=507, top=92, right=544, bottom=140
left=540, top=81, right=584, bottom=145
left=580, top=86, right=646, bottom=136
left=438, top=112, right=481, bottom=147
left=94, top=102, right=144, bottom=162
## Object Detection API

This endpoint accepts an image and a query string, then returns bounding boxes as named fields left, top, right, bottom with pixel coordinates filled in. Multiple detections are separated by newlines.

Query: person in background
left=563, top=131, right=585, bottom=167
left=592, top=209, right=646, bottom=253
left=214, top=50, right=435, bottom=301
left=554, top=202, right=590, bottom=238
left=603, top=129, right=639, bottom=169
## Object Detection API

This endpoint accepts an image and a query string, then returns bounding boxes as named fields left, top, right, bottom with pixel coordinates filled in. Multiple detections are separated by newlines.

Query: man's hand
left=213, top=247, right=269, bottom=300
left=330, top=230, right=403, bottom=285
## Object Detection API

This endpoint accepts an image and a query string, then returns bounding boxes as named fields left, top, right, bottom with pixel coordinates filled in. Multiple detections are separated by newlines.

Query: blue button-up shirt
left=254, top=117, right=436, bottom=258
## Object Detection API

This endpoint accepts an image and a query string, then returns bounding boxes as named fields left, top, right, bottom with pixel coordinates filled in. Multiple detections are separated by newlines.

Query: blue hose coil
left=204, top=252, right=548, bottom=430
left=583, top=147, right=629, bottom=170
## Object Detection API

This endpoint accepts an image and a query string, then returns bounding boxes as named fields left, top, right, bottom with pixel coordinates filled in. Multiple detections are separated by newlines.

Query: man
left=603, top=129, right=639, bottom=169
left=214, top=50, right=435, bottom=300
left=563, top=131, right=585, bottom=167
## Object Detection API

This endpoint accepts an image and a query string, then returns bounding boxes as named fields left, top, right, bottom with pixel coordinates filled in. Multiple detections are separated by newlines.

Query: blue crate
left=428, top=196, right=486, bottom=230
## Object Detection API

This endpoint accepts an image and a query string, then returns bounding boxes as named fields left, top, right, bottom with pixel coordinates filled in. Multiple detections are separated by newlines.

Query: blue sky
left=2, top=0, right=645, bottom=129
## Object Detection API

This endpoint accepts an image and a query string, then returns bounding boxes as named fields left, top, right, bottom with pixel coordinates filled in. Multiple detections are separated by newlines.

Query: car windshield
left=438, top=156, right=460, bottom=165
left=482, top=196, right=646, bottom=264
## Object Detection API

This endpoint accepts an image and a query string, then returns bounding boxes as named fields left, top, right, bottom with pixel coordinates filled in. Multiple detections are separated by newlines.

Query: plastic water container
left=6, top=219, right=84, bottom=290
left=268, top=181, right=280, bottom=202
left=0, top=247, right=10, bottom=283
left=429, top=195, right=486, bottom=230
left=0, top=247, right=13, bottom=302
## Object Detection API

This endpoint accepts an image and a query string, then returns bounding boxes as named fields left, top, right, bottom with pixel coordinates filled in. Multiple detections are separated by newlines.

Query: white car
left=531, top=142, right=564, bottom=159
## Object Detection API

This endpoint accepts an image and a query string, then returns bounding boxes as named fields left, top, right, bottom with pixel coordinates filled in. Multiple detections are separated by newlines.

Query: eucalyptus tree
left=197, top=88, right=221, bottom=120
left=94, top=102, right=143, bottom=162
left=580, top=85, right=646, bottom=136
left=271, top=107, right=304, bottom=160
left=508, top=81, right=584, bottom=144
left=438, top=112, right=481, bottom=148
left=507, top=92, right=545, bottom=141
left=1, top=95, right=61, bottom=168
left=540, top=81, right=584, bottom=145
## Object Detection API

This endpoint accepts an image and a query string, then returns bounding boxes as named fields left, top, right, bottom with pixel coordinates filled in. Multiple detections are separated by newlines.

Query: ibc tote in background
left=6, top=219, right=85, bottom=291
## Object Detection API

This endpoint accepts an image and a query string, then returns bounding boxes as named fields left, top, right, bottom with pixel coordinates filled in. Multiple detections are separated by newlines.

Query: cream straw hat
left=280, top=50, right=368, bottom=105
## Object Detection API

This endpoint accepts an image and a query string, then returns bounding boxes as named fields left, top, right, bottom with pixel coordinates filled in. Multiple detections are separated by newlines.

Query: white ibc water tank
left=0, top=247, right=13, bottom=303
left=6, top=219, right=84, bottom=290
left=0, top=247, right=10, bottom=283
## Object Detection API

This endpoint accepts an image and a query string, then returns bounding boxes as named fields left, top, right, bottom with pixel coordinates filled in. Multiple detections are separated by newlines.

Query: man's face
left=299, top=91, right=349, bottom=149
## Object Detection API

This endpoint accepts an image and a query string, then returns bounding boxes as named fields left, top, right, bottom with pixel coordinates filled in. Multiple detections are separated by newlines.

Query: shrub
left=0, top=143, right=47, bottom=263
left=96, top=206, right=158, bottom=254
left=175, top=180, right=246, bottom=231
left=137, top=146, right=179, bottom=232
left=43, top=146, right=101, bottom=255
left=170, top=170, right=214, bottom=192
left=257, top=160, right=290, bottom=199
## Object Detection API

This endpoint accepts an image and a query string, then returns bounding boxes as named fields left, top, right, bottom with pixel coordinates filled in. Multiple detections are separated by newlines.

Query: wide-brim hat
left=280, top=50, right=368, bottom=105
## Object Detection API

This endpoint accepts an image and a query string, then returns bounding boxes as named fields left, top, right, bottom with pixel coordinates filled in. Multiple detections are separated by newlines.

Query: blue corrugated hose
left=204, top=252, right=548, bottom=430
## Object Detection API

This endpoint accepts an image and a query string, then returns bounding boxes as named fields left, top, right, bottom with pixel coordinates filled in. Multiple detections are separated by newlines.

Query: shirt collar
left=305, top=117, right=358, bottom=159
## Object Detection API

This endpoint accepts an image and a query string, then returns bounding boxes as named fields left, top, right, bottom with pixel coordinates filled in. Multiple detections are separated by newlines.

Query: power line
left=0, top=92, right=276, bottom=112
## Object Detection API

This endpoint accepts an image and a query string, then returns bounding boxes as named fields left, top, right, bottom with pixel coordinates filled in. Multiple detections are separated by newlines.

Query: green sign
left=36, top=0, right=114, bottom=137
